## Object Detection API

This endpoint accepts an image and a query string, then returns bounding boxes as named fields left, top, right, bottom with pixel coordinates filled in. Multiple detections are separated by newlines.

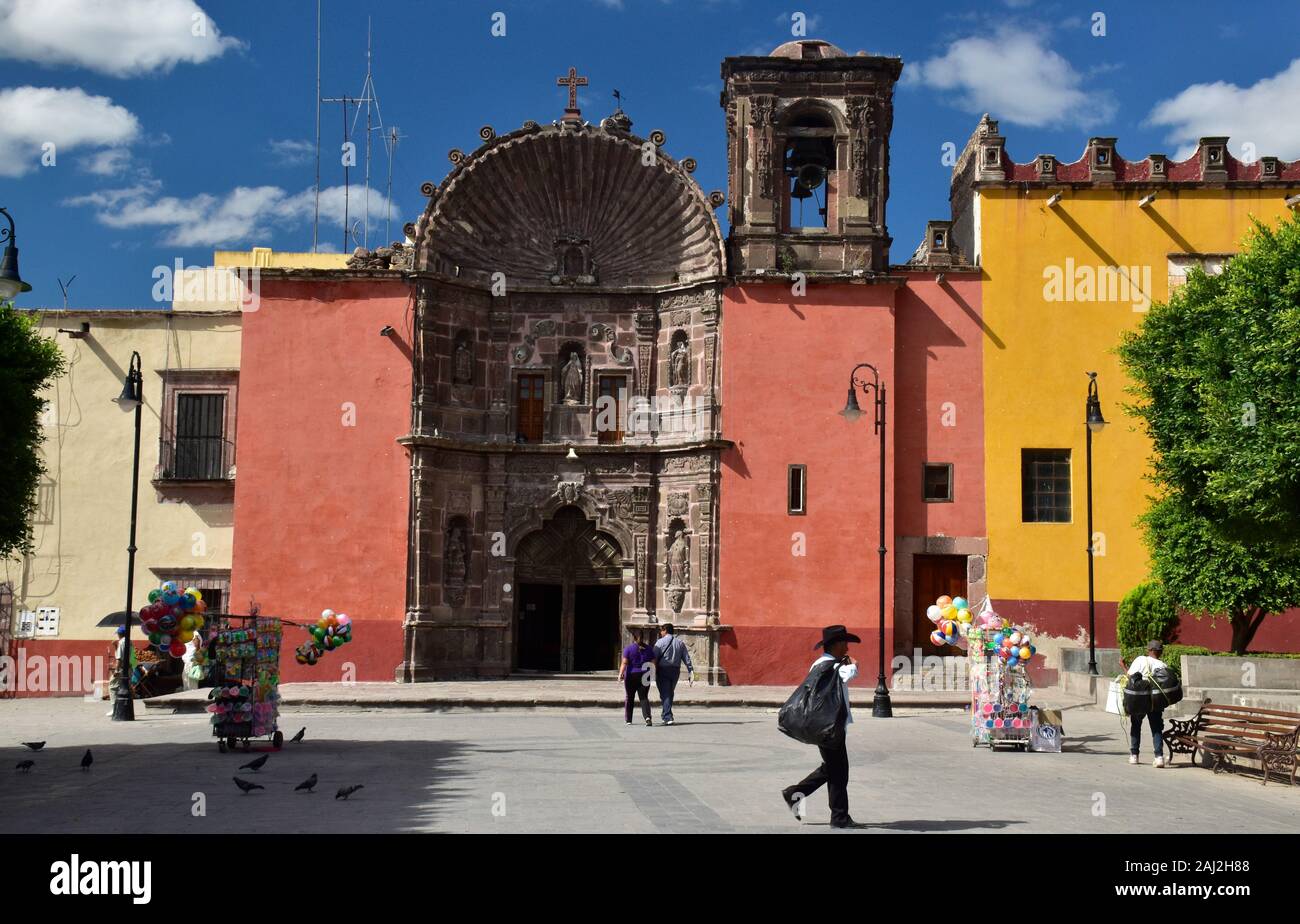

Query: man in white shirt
left=782, top=625, right=861, bottom=828
left=1124, top=640, right=1170, bottom=767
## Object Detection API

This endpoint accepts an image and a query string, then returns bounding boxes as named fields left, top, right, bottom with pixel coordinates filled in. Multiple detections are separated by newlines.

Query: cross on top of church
left=557, top=66, right=588, bottom=121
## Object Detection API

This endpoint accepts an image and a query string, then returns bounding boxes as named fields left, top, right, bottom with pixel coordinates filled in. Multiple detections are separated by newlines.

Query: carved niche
left=443, top=516, right=471, bottom=608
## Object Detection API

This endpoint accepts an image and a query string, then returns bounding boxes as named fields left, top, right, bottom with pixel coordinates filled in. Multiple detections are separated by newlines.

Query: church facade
left=218, top=38, right=1300, bottom=688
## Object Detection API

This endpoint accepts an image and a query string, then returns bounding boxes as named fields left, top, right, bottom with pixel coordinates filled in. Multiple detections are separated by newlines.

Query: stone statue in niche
left=561, top=351, right=584, bottom=404
left=668, top=529, right=689, bottom=587
left=445, top=526, right=468, bottom=606
left=453, top=339, right=473, bottom=384
left=670, top=339, right=690, bottom=387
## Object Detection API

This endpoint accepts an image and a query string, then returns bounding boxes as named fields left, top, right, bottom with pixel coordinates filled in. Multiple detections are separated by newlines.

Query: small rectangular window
left=923, top=463, right=953, bottom=503
left=1021, top=449, right=1071, bottom=523
left=788, top=464, right=806, bottom=515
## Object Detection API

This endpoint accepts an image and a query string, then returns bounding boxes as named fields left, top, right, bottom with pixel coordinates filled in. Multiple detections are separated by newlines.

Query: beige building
left=2, top=250, right=343, bottom=694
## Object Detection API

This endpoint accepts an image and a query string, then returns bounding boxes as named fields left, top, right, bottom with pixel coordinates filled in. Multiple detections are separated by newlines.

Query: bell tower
left=721, top=39, right=903, bottom=275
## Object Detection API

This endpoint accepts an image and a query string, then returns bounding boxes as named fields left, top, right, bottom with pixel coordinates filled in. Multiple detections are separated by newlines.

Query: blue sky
left=2, top=0, right=1298, bottom=308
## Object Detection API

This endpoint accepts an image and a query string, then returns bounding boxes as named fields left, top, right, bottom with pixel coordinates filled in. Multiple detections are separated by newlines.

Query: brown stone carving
left=561, top=351, right=584, bottom=404
left=444, top=523, right=469, bottom=607
left=667, top=492, right=690, bottom=517
left=670, top=337, right=690, bottom=387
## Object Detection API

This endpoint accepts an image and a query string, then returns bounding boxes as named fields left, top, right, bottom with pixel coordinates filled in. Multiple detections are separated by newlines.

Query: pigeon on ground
left=238, top=753, right=269, bottom=771
left=294, top=774, right=317, bottom=793
left=335, top=784, right=364, bottom=800
left=22, top=742, right=45, bottom=751
left=80, top=749, right=93, bottom=771
left=16, top=760, right=34, bottom=773
left=290, top=727, right=306, bottom=744
left=233, top=777, right=264, bottom=794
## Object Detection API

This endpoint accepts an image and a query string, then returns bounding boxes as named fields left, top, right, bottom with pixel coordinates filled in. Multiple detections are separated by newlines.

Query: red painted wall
left=231, top=278, right=412, bottom=683
left=719, top=283, right=897, bottom=685
left=893, top=274, right=985, bottom=539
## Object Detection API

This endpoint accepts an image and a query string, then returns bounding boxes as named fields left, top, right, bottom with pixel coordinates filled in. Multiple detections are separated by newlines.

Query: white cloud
left=65, top=181, right=400, bottom=248
left=268, top=138, right=315, bottom=166
left=0, top=85, right=140, bottom=177
left=80, top=147, right=132, bottom=176
left=0, top=0, right=243, bottom=77
left=912, top=27, right=1116, bottom=128
left=1147, top=58, right=1300, bottom=161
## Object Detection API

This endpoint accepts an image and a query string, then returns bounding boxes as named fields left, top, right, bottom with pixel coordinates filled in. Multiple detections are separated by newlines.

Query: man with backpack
left=1122, top=639, right=1179, bottom=768
left=780, top=625, right=862, bottom=829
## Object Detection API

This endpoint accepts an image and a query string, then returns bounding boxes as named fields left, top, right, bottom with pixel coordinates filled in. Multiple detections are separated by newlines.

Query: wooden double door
left=516, top=582, right=621, bottom=672
left=912, top=554, right=968, bottom=656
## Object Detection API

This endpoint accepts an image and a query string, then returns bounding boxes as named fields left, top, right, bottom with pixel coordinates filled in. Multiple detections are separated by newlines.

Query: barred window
left=1021, top=449, right=1071, bottom=523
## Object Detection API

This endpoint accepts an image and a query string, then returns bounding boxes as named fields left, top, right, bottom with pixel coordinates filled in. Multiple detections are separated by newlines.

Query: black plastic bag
left=1150, top=666, right=1183, bottom=710
left=1123, top=673, right=1152, bottom=717
left=778, top=660, right=846, bottom=746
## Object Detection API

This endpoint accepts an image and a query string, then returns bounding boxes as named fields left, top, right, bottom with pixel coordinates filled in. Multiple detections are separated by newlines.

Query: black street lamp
left=112, top=352, right=144, bottom=721
left=840, top=363, right=892, bottom=718
left=1085, top=371, right=1107, bottom=676
left=0, top=207, right=33, bottom=301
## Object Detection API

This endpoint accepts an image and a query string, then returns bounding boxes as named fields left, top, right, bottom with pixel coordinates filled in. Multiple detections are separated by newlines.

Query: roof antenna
left=57, top=275, right=76, bottom=310
left=312, top=0, right=321, bottom=253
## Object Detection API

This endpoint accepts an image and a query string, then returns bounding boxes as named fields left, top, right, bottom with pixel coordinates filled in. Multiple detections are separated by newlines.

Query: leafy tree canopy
left=1118, top=213, right=1300, bottom=652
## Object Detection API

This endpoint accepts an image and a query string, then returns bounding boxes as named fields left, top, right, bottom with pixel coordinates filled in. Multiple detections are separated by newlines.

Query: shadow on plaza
left=1060, top=734, right=1120, bottom=755
left=862, top=819, right=1025, bottom=832
left=0, top=737, right=472, bottom=834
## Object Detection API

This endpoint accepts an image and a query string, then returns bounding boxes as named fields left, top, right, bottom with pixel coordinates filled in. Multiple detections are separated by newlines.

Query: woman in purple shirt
left=619, top=628, right=655, bottom=726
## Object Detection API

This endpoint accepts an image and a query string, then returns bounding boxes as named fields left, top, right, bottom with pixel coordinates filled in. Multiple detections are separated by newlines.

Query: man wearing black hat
left=782, top=625, right=861, bottom=828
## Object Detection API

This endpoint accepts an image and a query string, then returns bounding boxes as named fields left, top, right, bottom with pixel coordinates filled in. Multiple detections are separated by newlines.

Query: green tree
left=0, top=302, right=65, bottom=560
left=1116, top=580, right=1179, bottom=649
left=1118, top=213, right=1300, bottom=653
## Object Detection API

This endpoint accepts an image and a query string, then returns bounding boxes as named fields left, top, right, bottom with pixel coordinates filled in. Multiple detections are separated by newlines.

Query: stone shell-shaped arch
left=412, top=124, right=725, bottom=288
left=505, top=492, right=636, bottom=564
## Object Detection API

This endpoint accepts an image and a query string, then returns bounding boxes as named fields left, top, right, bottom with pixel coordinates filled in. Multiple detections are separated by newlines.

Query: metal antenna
left=312, top=0, right=321, bottom=253
left=384, top=125, right=401, bottom=243
left=57, top=275, right=76, bottom=310
left=323, top=20, right=381, bottom=252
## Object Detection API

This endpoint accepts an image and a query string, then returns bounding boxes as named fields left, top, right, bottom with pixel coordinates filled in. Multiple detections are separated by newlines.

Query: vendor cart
left=205, top=611, right=284, bottom=752
left=968, top=628, right=1033, bottom=750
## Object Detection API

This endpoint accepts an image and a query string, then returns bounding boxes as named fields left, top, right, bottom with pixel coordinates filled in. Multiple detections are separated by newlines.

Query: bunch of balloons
left=294, top=609, right=353, bottom=665
left=926, top=595, right=971, bottom=647
left=993, top=629, right=1037, bottom=668
left=140, top=581, right=206, bottom=658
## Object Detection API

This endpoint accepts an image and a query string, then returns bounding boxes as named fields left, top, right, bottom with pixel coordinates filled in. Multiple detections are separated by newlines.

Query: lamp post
left=840, top=363, right=892, bottom=718
left=1084, top=372, right=1107, bottom=676
left=112, top=352, right=144, bottom=721
left=0, top=207, right=33, bottom=301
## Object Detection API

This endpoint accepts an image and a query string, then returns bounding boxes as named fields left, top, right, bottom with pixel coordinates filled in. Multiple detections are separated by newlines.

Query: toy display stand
left=969, top=640, right=1034, bottom=751
left=206, top=612, right=284, bottom=753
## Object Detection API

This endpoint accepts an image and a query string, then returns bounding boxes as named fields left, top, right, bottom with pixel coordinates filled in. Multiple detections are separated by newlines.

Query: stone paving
left=3, top=698, right=1296, bottom=834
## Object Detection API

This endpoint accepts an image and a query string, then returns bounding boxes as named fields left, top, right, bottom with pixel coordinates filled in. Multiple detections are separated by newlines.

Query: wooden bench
left=1164, top=700, right=1300, bottom=786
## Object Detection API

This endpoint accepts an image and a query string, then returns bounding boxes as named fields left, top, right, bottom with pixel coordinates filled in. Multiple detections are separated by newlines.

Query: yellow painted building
left=950, top=116, right=1300, bottom=647
left=3, top=250, right=344, bottom=694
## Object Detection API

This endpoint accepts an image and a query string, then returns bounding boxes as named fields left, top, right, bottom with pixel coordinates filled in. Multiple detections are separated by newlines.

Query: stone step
left=1180, top=687, right=1300, bottom=715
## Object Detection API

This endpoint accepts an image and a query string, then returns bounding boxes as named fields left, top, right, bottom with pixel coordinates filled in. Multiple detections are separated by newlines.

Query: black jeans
left=624, top=671, right=651, bottom=723
left=786, top=727, right=850, bottom=823
left=1130, top=710, right=1164, bottom=758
